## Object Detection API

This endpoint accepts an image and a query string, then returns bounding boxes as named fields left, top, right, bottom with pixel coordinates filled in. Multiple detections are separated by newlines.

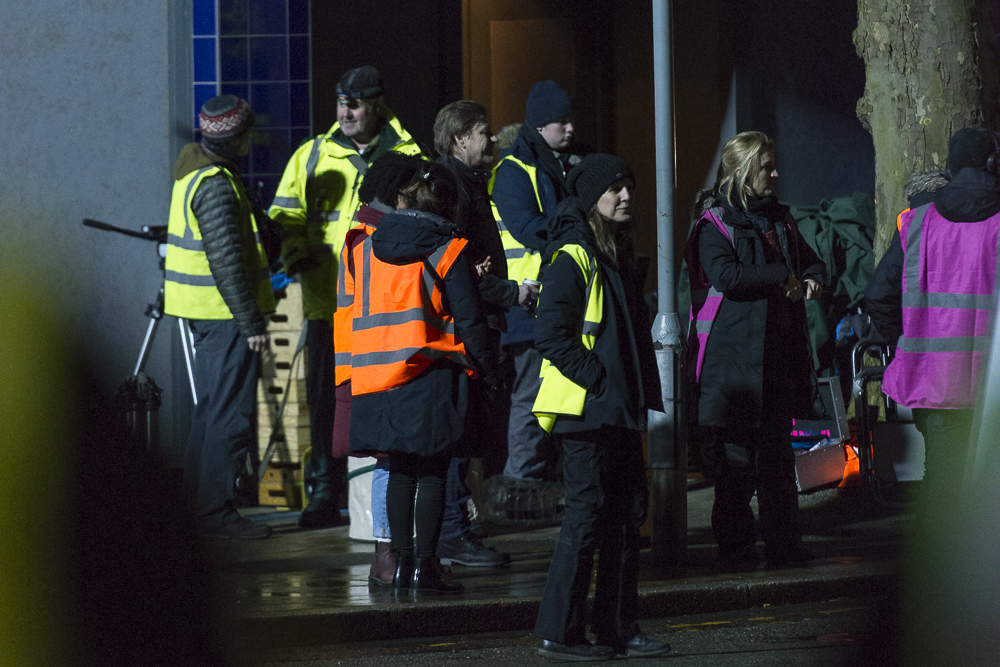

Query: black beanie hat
left=567, top=154, right=634, bottom=211
left=525, top=80, right=573, bottom=128
left=199, top=95, right=254, bottom=142
left=358, top=152, right=426, bottom=207
left=337, top=65, right=385, bottom=100
left=947, top=127, right=998, bottom=174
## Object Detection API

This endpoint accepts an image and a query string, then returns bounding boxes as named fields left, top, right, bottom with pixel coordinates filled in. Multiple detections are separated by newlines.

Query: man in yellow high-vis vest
left=164, top=95, right=275, bottom=539
left=269, top=67, right=426, bottom=529
left=488, top=81, right=584, bottom=517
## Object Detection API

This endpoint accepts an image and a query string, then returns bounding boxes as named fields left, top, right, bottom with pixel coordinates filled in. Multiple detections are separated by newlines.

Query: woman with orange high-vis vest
left=349, top=163, right=501, bottom=595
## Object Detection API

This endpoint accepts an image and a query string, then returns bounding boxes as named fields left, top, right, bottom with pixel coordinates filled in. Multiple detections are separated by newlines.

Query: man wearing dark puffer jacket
left=164, top=95, right=275, bottom=539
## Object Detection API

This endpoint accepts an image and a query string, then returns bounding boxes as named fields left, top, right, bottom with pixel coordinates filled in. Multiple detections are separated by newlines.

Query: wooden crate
left=259, top=423, right=310, bottom=463
left=269, top=282, right=305, bottom=332
left=258, top=377, right=307, bottom=403
left=259, top=465, right=303, bottom=508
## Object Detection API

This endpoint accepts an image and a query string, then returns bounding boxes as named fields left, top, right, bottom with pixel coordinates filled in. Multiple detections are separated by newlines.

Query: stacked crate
left=258, top=282, right=310, bottom=508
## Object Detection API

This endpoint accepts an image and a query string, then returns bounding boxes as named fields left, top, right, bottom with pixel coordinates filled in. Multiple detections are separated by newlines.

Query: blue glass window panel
left=291, top=127, right=311, bottom=149
left=249, top=0, right=287, bottom=35
left=289, top=35, right=309, bottom=80
left=290, top=82, right=309, bottom=127
left=220, top=0, right=248, bottom=35
left=193, top=0, right=216, bottom=36
left=194, top=84, right=218, bottom=126
left=251, top=129, right=292, bottom=174
left=250, top=36, right=288, bottom=81
left=220, top=37, right=248, bottom=82
left=221, top=83, right=249, bottom=101
left=289, top=0, right=308, bottom=34
left=250, top=82, right=290, bottom=127
left=193, top=38, right=216, bottom=83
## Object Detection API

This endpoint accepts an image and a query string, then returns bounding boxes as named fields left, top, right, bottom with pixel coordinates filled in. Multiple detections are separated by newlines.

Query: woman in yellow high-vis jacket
left=530, top=155, right=669, bottom=661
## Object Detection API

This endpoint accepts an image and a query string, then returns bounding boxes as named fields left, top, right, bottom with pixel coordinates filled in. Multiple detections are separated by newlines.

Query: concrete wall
left=0, top=0, right=191, bottom=463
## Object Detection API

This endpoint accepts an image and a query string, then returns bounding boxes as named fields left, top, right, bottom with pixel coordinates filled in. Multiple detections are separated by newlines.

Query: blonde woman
left=686, top=131, right=825, bottom=570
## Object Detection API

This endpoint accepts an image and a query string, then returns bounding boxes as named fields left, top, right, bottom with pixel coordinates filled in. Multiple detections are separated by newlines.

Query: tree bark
left=854, top=0, right=999, bottom=261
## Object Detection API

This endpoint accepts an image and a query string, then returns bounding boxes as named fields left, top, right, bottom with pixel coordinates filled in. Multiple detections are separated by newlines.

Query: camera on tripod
left=82, top=218, right=198, bottom=450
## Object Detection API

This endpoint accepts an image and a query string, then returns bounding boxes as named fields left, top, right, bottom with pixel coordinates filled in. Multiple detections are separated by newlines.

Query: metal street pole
left=648, top=0, right=686, bottom=568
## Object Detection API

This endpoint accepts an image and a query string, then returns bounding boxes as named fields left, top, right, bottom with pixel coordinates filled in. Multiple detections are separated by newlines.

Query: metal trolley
left=851, top=340, right=926, bottom=510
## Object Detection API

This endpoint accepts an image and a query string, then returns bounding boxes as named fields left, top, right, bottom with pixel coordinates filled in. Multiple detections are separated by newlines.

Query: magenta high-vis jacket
left=685, top=207, right=733, bottom=382
left=882, top=203, right=1000, bottom=409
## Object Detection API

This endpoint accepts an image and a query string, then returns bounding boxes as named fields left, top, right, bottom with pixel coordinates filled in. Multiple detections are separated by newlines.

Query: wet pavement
left=209, top=481, right=905, bottom=650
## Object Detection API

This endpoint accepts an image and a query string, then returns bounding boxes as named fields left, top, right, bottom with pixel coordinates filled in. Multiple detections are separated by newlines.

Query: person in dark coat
left=531, top=154, right=670, bottom=661
left=490, top=81, right=585, bottom=494
left=433, top=100, right=540, bottom=567
left=349, top=164, right=501, bottom=595
left=686, top=131, right=825, bottom=570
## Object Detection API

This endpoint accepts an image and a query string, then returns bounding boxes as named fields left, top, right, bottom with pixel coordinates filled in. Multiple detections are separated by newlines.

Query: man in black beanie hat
left=866, top=124, right=1000, bottom=526
left=164, top=95, right=276, bottom=539
left=270, top=67, right=427, bottom=530
left=486, top=80, right=586, bottom=519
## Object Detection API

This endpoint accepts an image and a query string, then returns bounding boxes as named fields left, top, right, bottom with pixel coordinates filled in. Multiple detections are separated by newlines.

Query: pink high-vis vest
left=882, top=203, right=1000, bottom=409
left=685, top=207, right=733, bottom=382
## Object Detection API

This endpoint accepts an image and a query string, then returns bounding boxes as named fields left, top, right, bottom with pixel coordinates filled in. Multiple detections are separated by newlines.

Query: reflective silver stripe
left=348, top=153, right=369, bottom=176
left=337, top=247, right=350, bottom=296
left=350, top=347, right=470, bottom=368
left=321, top=210, right=341, bottom=222
left=182, top=166, right=217, bottom=233
left=902, top=205, right=928, bottom=295
left=271, top=196, right=302, bottom=209
left=361, top=236, right=372, bottom=317
left=897, top=335, right=990, bottom=354
left=581, top=253, right=600, bottom=336
left=497, top=219, right=509, bottom=232
left=305, top=137, right=324, bottom=182
left=335, top=352, right=352, bottom=365
left=165, top=270, right=216, bottom=287
left=902, top=292, right=995, bottom=309
left=338, top=294, right=354, bottom=307
left=167, top=233, right=204, bottom=251
left=353, top=307, right=456, bottom=335
left=505, top=247, right=538, bottom=259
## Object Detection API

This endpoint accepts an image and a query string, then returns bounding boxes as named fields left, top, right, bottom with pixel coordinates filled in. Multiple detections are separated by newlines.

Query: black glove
left=287, top=256, right=320, bottom=277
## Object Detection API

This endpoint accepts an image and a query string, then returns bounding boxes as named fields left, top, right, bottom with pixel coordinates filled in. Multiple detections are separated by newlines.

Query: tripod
left=83, top=218, right=198, bottom=451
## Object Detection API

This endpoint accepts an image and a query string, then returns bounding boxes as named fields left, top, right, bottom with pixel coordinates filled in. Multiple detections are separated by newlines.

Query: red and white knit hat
left=199, top=95, right=254, bottom=142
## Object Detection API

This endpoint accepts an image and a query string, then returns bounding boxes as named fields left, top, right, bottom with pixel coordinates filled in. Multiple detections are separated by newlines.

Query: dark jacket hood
left=540, top=196, right=596, bottom=262
left=371, top=209, right=462, bottom=265
left=173, top=142, right=238, bottom=181
left=933, top=167, right=1000, bottom=222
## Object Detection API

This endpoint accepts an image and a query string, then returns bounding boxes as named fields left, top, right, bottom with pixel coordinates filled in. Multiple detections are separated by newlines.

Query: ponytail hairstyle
left=713, top=131, right=774, bottom=209
left=397, top=162, right=460, bottom=220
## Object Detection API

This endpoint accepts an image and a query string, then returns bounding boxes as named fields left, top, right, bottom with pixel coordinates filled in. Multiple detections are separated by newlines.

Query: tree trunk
left=854, top=0, right=999, bottom=262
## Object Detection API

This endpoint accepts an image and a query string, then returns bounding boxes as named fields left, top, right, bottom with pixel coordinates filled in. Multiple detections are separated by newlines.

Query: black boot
left=411, top=557, right=463, bottom=595
left=391, top=552, right=414, bottom=594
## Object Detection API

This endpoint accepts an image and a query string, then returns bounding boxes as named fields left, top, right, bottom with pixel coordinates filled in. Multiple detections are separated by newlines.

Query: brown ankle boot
left=368, top=541, right=395, bottom=587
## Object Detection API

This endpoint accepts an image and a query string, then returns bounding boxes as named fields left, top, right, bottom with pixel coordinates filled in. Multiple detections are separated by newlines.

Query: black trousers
left=534, top=426, right=647, bottom=647
left=305, top=318, right=344, bottom=501
left=711, top=403, right=801, bottom=561
left=183, top=319, right=259, bottom=530
left=387, top=452, right=450, bottom=558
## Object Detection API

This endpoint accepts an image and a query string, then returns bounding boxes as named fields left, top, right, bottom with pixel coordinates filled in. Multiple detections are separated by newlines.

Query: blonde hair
left=586, top=207, right=634, bottom=269
left=714, top=131, right=775, bottom=209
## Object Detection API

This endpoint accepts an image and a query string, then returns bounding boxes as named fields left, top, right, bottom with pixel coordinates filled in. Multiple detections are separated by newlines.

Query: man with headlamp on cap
left=165, top=95, right=276, bottom=539
left=270, top=66, right=425, bottom=530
